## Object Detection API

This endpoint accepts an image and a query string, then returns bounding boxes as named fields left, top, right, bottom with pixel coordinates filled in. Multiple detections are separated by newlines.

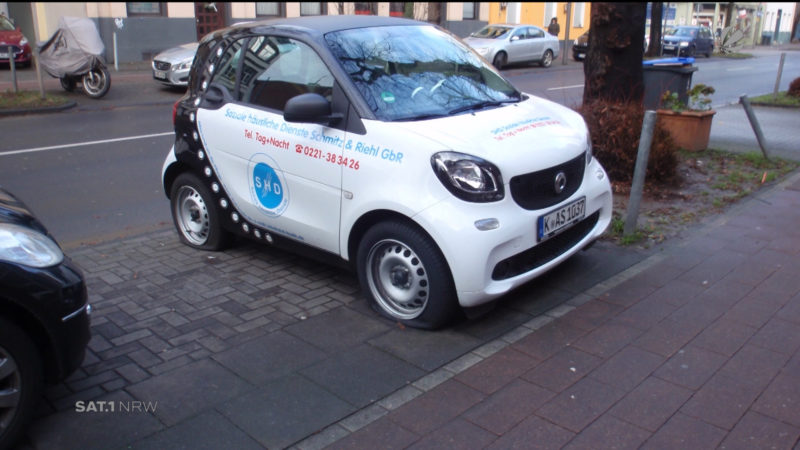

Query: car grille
left=153, top=60, right=171, bottom=71
left=509, top=152, right=585, bottom=210
left=491, top=211, right=599, bottom=280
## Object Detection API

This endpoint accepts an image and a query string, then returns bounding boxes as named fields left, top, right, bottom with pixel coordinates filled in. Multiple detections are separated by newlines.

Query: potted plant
left=656, top=84, right=716, bottom=151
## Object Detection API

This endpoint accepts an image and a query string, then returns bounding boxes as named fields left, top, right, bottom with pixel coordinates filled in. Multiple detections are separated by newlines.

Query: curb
left=0, top=100, right=77, bottom=117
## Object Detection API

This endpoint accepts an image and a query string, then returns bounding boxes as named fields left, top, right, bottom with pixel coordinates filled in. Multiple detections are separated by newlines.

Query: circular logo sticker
left=380, top=91, right=396, bottom=103
left=248, top=154, right=289, bottom=217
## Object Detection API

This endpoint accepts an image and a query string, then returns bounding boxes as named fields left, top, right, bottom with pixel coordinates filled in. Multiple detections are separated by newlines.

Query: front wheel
left=0, top=318, right=43, bottom=450
left=170, top=172, right=232, bottom=251
left=82, top=65, right=111, bottom=98
left=357, top=221, right=459, bottom=329
left=540, top=49, right=554, bottom=68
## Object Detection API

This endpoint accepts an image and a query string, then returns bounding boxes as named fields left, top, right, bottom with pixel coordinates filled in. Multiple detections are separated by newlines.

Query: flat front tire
left=170, top=172, right=232, bottom=251
left=357, top=221, right=459, bottom=329
left=0, top=318, right=42, bottom=450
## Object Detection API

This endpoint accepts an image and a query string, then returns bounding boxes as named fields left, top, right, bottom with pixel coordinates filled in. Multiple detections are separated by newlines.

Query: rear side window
left=211, top=39, right=244, bottom=94
left=237, top=36, right=334, bottom=111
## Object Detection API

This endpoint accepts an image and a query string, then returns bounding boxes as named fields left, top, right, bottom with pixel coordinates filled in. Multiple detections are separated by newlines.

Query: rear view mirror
left=284, top=93, right=342, bottom=125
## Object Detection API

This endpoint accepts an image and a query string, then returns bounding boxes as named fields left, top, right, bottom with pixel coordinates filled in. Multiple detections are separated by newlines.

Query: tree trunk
left=583, top=2, right=647, bottom=105
left=646, top=2, right=663, bottom=56
left=724, top=3, right=735, bottom=28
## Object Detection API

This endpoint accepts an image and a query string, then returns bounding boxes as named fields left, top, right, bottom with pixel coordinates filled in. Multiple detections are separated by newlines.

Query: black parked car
left=0, top=187, right=91, bottom=449
left=661, top=25, right=714, bottom=57
left=572, top=30, right=589, bottom=61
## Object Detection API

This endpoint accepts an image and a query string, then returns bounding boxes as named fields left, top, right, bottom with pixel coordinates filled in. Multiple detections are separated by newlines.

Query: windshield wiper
left=448, top=98, right=519, bottom=115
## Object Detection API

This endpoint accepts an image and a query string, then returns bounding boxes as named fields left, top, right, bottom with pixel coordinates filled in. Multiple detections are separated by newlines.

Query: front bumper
left=414, top=158, right=612, bottom=308
left=152, top=61, right=190, bottom=87
left=1, top=255, right=91, bottom=382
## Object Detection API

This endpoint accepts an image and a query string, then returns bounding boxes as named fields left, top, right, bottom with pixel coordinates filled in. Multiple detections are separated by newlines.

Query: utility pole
left=30, top=2, right=46, bottom=99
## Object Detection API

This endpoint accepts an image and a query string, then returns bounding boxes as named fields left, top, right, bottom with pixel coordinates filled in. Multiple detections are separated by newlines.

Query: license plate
left=154, top=70, right=167, bottom=79
left=577, top=52, right=585, bottom=58
left=0, top=53, right=7, bottom=59
left=537, top=197, right=586, bottom=242
left=664, top=45, right=675, bottom=50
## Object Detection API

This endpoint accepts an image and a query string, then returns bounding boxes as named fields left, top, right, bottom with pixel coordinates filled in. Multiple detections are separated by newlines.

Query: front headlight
left=475, top=47, right=490, bottom=56
left=431, top=152, right=504, bottom=202
left=679, top=41, right=690, bottom=47
left=176, top=59, right=193, bottom=71
left=19, top=36, right=28, bottom=46
left=0, top=223, right=64, bottom=268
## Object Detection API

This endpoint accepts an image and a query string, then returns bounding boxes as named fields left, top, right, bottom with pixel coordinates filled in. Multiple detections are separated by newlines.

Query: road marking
left=0, top=132, right=174, bottom=157
left=547, top=84, right=584, bottom=91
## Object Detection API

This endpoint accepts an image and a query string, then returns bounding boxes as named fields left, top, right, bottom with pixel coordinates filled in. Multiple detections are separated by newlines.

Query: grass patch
left=605, top=149, right=799, bottom=248
left=749, top=91, right=800, bottom=108
left=0, top=90, right=71, bottom=110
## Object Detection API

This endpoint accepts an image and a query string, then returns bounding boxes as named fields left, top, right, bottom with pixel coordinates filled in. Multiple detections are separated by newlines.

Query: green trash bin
left=642, top=57, right=698, bottom=110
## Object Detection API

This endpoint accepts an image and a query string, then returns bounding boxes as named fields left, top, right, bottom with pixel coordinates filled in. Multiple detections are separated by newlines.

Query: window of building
left=126, top=2, right=164, bottom=16
left=300, top=3, right=326, bottom=16
left=389, top=2, right=405, bottom=17
left=463, top=3, right=477, bottom=20
left=354, top=3, right=376, bottom=15
left=572, top=3, right=585, bottom=27
left=256, top=2, right=283, bottom=17
left=544, top=3, right=557, bottom=27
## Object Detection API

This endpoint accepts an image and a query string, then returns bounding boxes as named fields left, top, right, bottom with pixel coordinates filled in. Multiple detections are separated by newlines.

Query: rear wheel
left=170, top=172, right=232, bottom=251
left=0, top=318, right=43, bottom=450
left=357, top=221, right=459, bottom=329
left=82, top=65, right=111, bottom=98
left=59, top=76, right=76, bottom=92
left=492, top=52, right=507, bottom=70
left=540, top=49, right=554, bottom=67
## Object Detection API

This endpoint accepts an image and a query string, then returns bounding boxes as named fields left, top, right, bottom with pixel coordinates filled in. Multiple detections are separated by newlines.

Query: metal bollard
left=739, top=95, right=770, bottom=160
left=624, top=110, right=657, bottom=237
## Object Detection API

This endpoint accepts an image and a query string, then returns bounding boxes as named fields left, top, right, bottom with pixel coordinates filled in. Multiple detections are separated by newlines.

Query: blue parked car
left=661, top=26, right=714, bottom=57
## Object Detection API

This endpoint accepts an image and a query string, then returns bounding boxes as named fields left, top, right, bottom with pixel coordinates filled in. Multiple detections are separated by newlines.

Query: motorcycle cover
left=38, top=16, right=105, bottom=78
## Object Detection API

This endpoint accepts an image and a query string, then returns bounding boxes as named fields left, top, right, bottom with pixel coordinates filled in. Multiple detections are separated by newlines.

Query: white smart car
left=161, top=16, right=612, bottom=329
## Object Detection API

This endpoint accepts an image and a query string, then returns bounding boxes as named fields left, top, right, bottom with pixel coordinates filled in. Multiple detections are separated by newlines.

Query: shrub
left=789, top=77, right=800, bottom=98
left=578, top=100, right=679, bottom=184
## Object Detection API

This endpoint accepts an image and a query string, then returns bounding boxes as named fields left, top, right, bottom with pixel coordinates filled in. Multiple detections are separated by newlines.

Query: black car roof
left=219, top=14, right=429, bottom=39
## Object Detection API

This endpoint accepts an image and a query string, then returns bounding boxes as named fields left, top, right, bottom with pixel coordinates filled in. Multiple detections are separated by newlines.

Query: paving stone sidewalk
left=18, top=214, right=648, bottom=449
left=322, top=172, right=800, bottom=450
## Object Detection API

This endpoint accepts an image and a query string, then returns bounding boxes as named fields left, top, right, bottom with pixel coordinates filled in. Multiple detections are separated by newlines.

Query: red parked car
left=0, top=15, right=32, bottom=67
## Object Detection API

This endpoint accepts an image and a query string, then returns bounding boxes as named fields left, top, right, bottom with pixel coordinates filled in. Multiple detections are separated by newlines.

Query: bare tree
left=646, top=2, right=663, bottom=57
left=583, top=2, right=647, bottom=105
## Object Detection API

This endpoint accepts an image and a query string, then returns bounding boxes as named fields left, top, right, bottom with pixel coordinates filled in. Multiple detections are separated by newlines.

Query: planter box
left=656, top=109, right=716, bottom=151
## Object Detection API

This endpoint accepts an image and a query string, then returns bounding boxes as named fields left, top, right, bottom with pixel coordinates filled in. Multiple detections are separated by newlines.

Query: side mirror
left=511, top=35, right=520, bottom=42
left=284, top=93, right=342, bottom=125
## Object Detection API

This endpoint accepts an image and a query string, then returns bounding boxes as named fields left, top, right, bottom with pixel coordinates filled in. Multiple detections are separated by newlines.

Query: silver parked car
left=463, top=24, right=560, bottom=70
left=152, top=42, right=198, bottom=87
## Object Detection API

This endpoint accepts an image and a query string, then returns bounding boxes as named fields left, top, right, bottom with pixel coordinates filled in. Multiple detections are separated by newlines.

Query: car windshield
left=469, top=25, right=512, bottom=39
left=0, top=17, right=15, bottom=31
left=667, top=28, right=697, bottom=37
left=325, top=25, right=520, bottom=122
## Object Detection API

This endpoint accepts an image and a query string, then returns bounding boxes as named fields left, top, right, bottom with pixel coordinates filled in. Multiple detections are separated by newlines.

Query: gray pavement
left=3, top=44, right=800, bottom=449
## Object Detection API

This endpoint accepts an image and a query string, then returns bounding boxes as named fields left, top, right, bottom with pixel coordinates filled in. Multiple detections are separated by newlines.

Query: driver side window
left=237, top=35, right=334, bottom=111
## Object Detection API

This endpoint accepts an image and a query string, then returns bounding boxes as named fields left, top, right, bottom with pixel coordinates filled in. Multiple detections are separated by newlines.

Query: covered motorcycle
left=38, top=16, right=111, bottom=98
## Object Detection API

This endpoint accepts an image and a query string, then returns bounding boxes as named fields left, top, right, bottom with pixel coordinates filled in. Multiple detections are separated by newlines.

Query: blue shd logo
left=253, top=162, right=283, bottom=209
left=249, top=154, right=288, bottom=217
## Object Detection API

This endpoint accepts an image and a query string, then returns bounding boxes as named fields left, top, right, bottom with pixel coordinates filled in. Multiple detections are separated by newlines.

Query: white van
left=162, top=16, right=612, bottom=329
